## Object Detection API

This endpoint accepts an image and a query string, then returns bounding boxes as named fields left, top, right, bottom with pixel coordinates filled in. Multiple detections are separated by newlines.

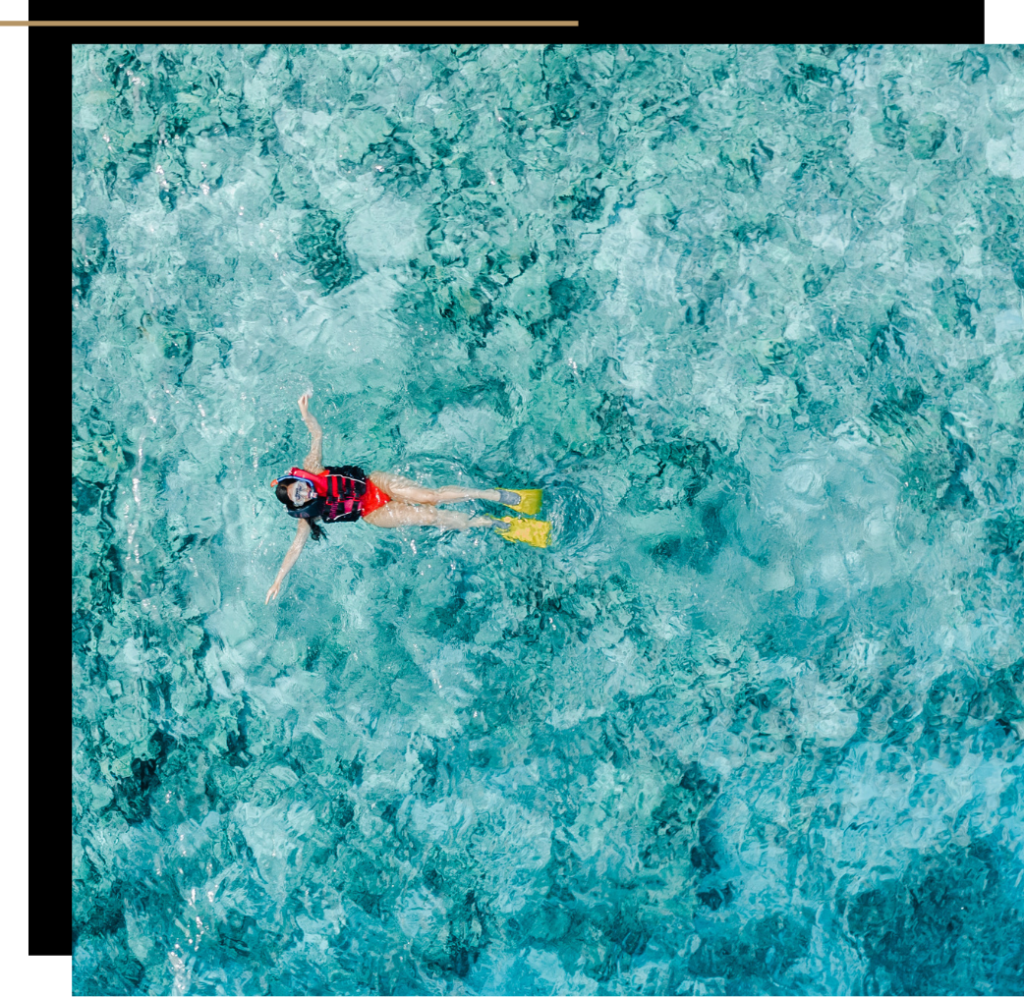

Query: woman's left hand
left=265, top=580, right=282, bottom=604
left=298, top=390, right=313, bottom=415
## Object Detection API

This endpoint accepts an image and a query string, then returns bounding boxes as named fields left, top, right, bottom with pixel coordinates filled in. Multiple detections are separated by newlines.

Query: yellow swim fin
left=493, top=515, right=552, bottom=548
left=499, top=488, right=543, bottom=515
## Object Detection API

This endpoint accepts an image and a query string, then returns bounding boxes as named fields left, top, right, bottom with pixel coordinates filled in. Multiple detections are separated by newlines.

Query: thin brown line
left=0, top=20, right=578, bottom=26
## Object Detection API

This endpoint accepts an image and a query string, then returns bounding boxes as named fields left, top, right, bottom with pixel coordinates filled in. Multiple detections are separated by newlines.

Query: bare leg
left=369, top=470, right=502, bottom=506
left=363, top=501, right=495, bottom=531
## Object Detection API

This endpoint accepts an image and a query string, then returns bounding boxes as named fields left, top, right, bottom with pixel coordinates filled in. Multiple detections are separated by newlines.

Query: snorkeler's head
left=271, top=474, right=325, bottom=541
left=273, top=477, right=315, bottom=511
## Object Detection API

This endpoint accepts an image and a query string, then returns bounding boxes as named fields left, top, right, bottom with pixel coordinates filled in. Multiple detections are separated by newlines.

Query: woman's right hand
left=265, top=580, right=282, bottom=604
left=298, top=390, right=313, bottom=416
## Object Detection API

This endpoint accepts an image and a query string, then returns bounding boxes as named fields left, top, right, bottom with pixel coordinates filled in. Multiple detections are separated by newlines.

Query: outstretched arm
left=298, top=391, right=325, bottom=473
left=265, top=519, right=311, bottom=603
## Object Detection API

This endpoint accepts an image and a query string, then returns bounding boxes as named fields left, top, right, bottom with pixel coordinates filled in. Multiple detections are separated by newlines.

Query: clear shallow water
left=71, top=44, right=1024, bottom=996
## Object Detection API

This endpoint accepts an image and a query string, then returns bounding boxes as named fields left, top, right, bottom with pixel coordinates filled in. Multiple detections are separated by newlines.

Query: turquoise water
left=72, top=44, right=1024, bottom=996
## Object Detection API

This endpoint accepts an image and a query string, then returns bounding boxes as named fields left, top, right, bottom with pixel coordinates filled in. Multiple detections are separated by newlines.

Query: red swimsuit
left=359, top=478, right=391, bottom=517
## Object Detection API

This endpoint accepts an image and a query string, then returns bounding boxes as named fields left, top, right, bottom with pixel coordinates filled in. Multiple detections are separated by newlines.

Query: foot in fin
left=497, top=488, right=542, bottom=515
left=492, top=515, right=552, bottom=548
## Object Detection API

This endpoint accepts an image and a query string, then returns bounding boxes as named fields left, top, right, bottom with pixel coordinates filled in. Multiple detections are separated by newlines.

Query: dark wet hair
left=275, top=480, right=297, bottom=509
left=275, top=481, right=325, bottom=542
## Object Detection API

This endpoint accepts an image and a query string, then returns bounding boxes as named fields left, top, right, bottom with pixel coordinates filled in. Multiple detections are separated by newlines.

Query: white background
left=1, top=4, right=1019, bottom=996
left=991, top=0, right=1024, bottom=39
left=0, top=0, right=49, bottom=994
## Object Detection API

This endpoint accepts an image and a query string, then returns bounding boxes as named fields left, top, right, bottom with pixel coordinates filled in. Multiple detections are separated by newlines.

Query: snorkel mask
left=272, top=474, right=318, bottom=513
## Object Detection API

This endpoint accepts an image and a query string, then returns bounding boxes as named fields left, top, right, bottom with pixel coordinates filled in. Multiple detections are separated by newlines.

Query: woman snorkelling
left=265, top=391, right=551, bottom=603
